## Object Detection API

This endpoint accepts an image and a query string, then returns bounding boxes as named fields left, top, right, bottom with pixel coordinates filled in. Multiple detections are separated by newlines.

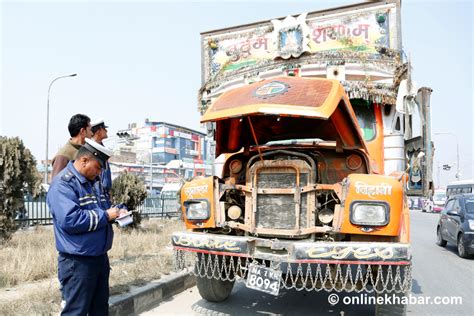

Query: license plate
left=245, top=263, right=281, bottom=296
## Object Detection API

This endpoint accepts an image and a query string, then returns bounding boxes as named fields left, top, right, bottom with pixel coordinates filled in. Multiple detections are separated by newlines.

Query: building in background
left=37, top=159, right=52, bottom=184
left=109, top=120, right=212, bottom=195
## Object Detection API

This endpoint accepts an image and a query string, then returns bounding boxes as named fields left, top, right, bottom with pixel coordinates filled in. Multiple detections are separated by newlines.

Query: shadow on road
left=191, top=282, right=376, bottom=316
left=411, top=279, right=423, bottom=295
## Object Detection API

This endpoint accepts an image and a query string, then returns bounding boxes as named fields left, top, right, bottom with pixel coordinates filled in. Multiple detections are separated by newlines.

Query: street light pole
left=149, top=136, right=153, bottom=195
left=44, top=73, right=77, bottom=184
left=434, top=132, right=460, bottom=181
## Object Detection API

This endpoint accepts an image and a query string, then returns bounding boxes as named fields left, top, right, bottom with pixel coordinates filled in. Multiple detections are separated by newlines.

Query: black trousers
left=58, top=252, right=110, bottom=316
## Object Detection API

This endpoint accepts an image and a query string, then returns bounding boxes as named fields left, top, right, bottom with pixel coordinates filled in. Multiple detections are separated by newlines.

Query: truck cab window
left=351, top=99, right=376, bottom=142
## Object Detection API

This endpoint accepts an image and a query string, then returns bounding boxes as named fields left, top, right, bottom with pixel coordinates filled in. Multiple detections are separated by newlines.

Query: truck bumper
left=172, top=231, right=411, bottom=265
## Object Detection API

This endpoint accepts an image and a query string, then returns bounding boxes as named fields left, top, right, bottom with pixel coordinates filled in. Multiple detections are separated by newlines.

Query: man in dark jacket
left=47, top=139, right=125, bottom=315
left=51, top=114, right=92, bottom=179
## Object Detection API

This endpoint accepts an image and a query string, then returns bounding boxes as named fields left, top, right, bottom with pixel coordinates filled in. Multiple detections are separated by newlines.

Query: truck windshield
left=351, top=99, right=376, bottom=142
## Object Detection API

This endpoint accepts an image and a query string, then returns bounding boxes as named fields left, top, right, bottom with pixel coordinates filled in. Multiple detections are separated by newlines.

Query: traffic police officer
left=91, top=119, right=112, bottom=208
left=47, top=139, right=124, bottom=315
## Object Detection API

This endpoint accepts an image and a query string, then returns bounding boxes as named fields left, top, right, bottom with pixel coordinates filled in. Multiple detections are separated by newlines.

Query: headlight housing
left=184, top=199, right=210, bottom=220
left=468, top=220, right=474, bottom=231
left=350, top=201, right=389, bottom=226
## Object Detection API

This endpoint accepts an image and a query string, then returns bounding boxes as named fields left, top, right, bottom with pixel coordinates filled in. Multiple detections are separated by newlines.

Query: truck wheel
left=375, top=292, right=407, bottom=316
left=457, top=234, right=471, bottom=258
left=436, top=227, right=447, bottom=247
left=195, top=254, right=235, bottom=302
left=196, top=275, right=235, bottom=302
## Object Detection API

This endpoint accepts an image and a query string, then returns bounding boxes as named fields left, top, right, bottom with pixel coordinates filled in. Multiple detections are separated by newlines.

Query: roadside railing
left=137, top=196, right=182, bottom=219
left=15, top=195, right=180, bottom=227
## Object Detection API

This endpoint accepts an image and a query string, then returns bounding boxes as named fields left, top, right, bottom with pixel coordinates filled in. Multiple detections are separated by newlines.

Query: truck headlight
left=350, top=201, right=389, bottom=226
left=184, top=199, right=210, bottom=220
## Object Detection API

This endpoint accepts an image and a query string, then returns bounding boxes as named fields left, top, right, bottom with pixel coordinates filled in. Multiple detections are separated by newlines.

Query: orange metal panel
left=201, top=77, right=342, bottom=122
left=180, top=176, right=216, bottom=229
left=340, top=174, right=403, bottom=237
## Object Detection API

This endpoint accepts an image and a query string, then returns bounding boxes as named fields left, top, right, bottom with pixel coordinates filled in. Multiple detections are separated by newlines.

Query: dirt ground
left=0, top=218, right=185, bottom=315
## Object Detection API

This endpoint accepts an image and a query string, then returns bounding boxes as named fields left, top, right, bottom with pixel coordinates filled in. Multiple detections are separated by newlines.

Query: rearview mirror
left=447, top=210, right=460, bottom=216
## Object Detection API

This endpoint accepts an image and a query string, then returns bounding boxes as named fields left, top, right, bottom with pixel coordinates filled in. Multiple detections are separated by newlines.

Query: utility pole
left=435, top=132, right=461, bottom=181
left=437, top=161, right=440, bottom=189
left=149, top=136, right=153, bottom=195
left=44, top=73, right=77, bottom=184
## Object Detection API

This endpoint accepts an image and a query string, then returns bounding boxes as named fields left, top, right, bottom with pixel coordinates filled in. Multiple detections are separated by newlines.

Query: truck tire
left=195, top=254, right=235, bottom=302
left=196, top=275, right=234, bottom=302
left=375, top=293, right=407, bottom=316
left=436, top=227, right=447, bottom=247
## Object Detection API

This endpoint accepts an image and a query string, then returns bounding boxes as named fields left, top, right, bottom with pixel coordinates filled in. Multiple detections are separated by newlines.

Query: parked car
left=436, top=194, right=474, bottom=258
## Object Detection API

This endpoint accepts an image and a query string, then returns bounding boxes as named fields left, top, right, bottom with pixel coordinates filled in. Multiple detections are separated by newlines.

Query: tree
left=110, top=172, right=147, bottom=228
left=0, top=137, right=42, bottom=240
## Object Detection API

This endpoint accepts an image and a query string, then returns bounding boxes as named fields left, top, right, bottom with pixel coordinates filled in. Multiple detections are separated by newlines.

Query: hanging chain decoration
left=174, top=250, right=412, bottom=294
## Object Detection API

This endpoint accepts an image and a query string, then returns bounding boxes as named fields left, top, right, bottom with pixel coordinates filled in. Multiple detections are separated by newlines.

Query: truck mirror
left=206, top=122, right=215, bottom=137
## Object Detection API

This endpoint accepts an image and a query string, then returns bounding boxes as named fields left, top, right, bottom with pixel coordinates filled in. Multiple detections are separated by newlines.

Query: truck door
left=405, top=87, right=434, bottom=198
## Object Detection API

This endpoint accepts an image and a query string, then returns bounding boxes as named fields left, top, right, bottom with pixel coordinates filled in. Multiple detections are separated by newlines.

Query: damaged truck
left=172, top=0, right=433, bottom=314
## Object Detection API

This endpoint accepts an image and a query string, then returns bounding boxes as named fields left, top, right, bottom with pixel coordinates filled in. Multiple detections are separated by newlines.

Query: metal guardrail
left=15, top=195, right=52, bottom=226
left=137, top=197, right=182, bottom=219
left=14, top=195, right=181, bottom=227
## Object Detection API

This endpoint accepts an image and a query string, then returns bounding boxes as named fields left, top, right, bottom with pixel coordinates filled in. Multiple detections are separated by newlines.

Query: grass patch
left=0, top=218, right=185, bottom=314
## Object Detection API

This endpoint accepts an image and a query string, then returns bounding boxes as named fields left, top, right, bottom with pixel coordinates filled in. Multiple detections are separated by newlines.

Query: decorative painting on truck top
left=202, top=1, right=400, bottom=83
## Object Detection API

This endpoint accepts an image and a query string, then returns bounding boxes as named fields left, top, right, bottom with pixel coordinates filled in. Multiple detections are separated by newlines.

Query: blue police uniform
left=90, top=120, right=112, bottom=208
left=47, top=161, right=113, bottom=315
left=96, top=159, right=112, bottom=209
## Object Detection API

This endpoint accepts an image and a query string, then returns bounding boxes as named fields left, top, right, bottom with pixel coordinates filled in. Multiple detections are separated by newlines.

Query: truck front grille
left=256, top=174, right=308, bottom=230
left=247, top=158, right=315, bottom=236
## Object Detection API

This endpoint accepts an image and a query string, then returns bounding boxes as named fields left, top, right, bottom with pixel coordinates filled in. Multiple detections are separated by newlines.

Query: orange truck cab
left=172, top=1, right=433, bottom=313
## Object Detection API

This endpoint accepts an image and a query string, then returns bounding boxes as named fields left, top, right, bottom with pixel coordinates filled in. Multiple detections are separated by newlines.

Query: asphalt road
left=143, top=210, right=474, bottom=315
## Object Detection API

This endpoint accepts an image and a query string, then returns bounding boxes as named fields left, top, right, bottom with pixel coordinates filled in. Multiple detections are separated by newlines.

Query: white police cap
left=83, top=139, right=113, bottom=167
left=91, top=119, right=109, bottom=133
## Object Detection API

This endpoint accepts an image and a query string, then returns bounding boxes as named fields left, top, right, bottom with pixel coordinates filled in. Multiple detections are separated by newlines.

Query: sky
left=1, top=0, right=473, bottom=187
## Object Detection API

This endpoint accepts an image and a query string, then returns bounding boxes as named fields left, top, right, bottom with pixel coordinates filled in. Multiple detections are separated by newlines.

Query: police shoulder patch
left=61, top=171, right=75, bottom=182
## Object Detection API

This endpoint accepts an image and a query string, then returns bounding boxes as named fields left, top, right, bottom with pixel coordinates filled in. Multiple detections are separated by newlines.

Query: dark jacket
left=51, top=140, right=82, bottom=179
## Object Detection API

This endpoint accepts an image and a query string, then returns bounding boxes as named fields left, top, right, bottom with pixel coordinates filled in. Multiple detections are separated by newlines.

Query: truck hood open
left=201, top=77, right=367, bottom=156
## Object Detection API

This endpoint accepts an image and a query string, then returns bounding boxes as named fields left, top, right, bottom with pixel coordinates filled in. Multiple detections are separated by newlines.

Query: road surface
left=143, top=210, right=474, bottom=315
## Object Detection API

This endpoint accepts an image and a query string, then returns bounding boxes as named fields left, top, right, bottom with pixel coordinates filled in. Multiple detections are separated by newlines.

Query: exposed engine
left=219, top=149, right=367, bottom=239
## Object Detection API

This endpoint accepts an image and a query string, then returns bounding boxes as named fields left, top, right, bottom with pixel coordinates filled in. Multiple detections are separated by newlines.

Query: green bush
left=110, top=172, right=147, bottom=228
left=0, top=137, right=41, bottom=241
